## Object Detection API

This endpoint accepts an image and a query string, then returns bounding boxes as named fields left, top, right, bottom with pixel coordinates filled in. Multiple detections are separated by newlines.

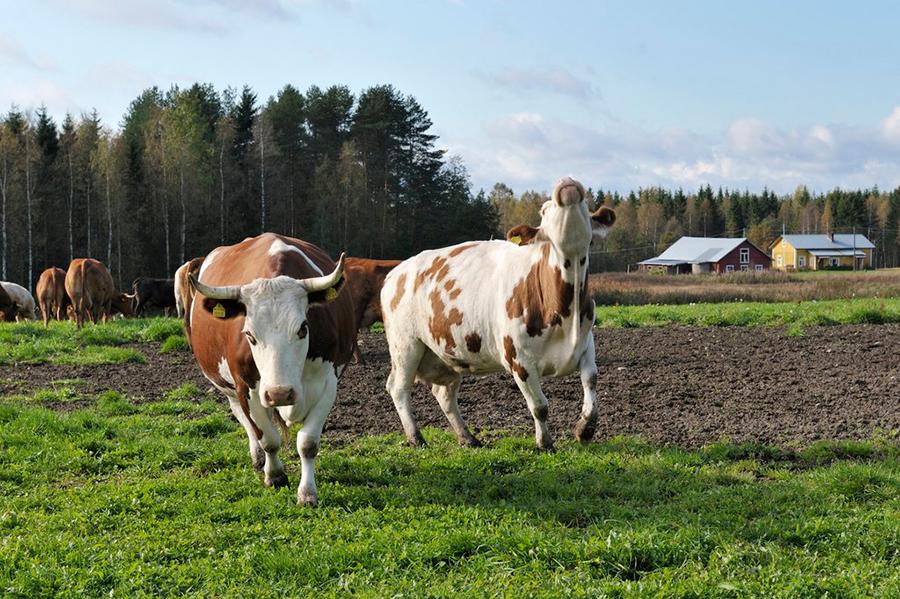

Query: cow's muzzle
left=263, top=386, right=295, bottom=407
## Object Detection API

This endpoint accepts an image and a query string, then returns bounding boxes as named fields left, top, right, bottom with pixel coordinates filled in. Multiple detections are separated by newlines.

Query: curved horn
left=188, top=273, right=241, bottom=300
left=302, top=253, right=346, bottom=293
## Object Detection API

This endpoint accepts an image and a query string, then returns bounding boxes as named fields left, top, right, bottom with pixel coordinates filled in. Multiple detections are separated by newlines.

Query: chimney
left=828, top=231, right=834, bottom=242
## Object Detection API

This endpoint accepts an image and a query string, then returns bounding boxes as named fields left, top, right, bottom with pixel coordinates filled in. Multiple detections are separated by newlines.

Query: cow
left=188, top=233, right=354, bottom=506
left=175, top=256, right=205, bottom=320
left=110, top=292, right=136, bottom=318
left=0, top=281, right=36, bottom=321
left=380, top=177, right=615, bottom=450
left=65, top=258, right=116, bottom=328
left=344, top=258, right=402, bottom=364
left=0, top=285, right=17, bottom=322
left=36, top=267, right=69, bottom=325
left=132, top=277, right=177, bottom=316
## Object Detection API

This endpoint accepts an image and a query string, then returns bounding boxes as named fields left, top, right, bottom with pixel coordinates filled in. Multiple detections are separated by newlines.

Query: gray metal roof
left=638, top=237, right=747, bottom=265
left=808, top=249, right=866, bottom=257
left=780, top=234, right=875, bottom=250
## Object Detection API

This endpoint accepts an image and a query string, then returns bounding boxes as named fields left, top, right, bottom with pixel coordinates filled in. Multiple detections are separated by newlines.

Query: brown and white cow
left=36, top=267, right=69, bottom=325
left=188, top=233, right=353, bottom=506
left=344, top=258, right=402, bottom=363
left=0, top=281, right=36, bottom=321
left=175, top=256, right=205, bottom=320
left=380, top=177, right=615, bottom=450
left=65, top=258, right=116, bottom=328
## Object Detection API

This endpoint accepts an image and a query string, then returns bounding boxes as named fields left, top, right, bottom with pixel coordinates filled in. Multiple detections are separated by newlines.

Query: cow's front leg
left=512, top=367, right=554, bottom=450
left=293, top=375, right=337, bottom=506
left=574, top=334, right=599, bottom=443
left=248, top=387, right=288, bottom=488
left=228, top=394, right=265, bottom=471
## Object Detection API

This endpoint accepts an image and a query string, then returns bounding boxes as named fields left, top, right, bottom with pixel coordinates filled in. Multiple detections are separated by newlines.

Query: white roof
left=780, top=234, right=875, bottom=250
left=639, top=237, right=748, bottom=265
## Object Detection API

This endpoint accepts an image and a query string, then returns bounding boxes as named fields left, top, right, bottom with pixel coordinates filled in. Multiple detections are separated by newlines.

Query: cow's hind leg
left=431, top=378, right=481, bottom=447
left=512, top=367, right=554, bottom=450
left=247, top=387, right=288, bottom=488
left=574, top=335, right=599, bottom=443
left=385, top=338, right=427, bottom=446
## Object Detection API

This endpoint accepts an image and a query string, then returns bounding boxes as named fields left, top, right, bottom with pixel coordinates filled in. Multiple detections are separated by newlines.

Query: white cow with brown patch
left=381, top=177, right=615, bottom=449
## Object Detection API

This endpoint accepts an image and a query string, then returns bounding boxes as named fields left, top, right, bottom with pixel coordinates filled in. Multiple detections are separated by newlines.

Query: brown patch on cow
left=415, top=256, right=448, bottom=292
left=443, top=278, right=455, bottom=292
left=502, top=335, right=528, bottom=381
left=428, top=289, right=463, bottom=352
left=390, top=272, right=407, bottom=312
left=534, top=404, right=548, bottom=422
left=465, top=332, right=482, bottom=353
left=449, top=288, right=461, bottom=300
left=448, top=243, right=478, bottom=257
left=505, top=245, right=578, bottom=337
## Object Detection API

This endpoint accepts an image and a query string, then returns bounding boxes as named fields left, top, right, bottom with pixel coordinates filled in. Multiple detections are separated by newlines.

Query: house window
left=831, top=258, right=839, bottom=267
left=741, top=265, right=749, bottom=272
left=798, top=255, right=806, bottom=268
left=755, top=264, right=764, bottom=272
left=740, top=248, right=750, bottom=263
left=726, top=265, right=735, bottom=273
left=777, top=255, right=783, bottom=267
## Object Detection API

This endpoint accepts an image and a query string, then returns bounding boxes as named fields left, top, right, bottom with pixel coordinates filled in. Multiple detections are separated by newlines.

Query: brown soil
left=2, top=326, right=898, bottom=448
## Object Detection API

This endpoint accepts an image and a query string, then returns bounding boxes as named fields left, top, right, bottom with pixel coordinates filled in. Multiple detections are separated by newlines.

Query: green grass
left=0, top=318, right=184, bottom=365
left=0, top=395, right=897, bottom=597
left=596, top=297, right=900, bottom=328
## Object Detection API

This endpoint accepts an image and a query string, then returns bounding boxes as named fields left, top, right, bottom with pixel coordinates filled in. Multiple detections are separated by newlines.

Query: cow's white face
left=539, top=178, right=593, bottom=256
left=190, top=255, right=345, bottom=409
left=240, top=277, right=316, bottom=407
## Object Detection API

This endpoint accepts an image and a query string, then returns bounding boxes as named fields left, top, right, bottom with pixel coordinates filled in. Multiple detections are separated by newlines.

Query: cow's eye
left=244, top=331, right=257, bottom=345
left=298, top=321, right=309, bottom=339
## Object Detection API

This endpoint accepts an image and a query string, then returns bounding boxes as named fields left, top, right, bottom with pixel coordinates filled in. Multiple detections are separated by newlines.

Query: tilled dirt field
left=2, top=325, right=898, bottom=447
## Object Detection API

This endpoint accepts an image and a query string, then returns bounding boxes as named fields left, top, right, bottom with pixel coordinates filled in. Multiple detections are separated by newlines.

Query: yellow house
left=769, top=234, right=875, bottom=271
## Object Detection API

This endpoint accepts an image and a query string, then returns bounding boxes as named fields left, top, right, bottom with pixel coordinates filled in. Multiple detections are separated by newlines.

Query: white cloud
left=0, top=36, right=56, bottom=71
left=451, top=107, right=900, bottom=194
left=477, top=66, right=598, bottom=101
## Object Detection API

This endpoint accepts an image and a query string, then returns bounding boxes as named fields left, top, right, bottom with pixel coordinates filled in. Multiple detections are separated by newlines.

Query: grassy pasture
left=0, top=318, right=187, bottom=365
left=0, top=391, right=897, bottom=597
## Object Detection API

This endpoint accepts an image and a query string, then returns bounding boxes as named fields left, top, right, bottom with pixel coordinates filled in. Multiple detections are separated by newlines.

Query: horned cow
left=380, top=177, right=615, bottom=450
left=188, top=233, right=355, bottom=506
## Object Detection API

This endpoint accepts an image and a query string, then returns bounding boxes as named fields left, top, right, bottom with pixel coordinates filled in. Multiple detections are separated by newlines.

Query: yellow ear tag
left=510, top=235, right=522, bottom=245
left=212, top=303, right=226, bottom=318
left=325, top=287, right=338, bottom=301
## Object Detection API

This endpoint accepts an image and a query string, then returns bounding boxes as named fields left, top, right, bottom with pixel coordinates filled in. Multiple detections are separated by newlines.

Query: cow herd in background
left=2, top=177, right=616, bottom=507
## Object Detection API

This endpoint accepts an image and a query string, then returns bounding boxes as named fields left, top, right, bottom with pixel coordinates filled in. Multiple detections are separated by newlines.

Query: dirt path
left=2, top=325, right=898, bottom=447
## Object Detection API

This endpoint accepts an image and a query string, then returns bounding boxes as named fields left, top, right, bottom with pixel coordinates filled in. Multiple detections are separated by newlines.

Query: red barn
left=638, top=237, right=772, bottom=274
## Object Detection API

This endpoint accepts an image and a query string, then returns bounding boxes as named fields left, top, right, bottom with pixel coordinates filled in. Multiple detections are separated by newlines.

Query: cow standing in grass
left=380, top=177, right=615, bottom=450
left=188, top=233, right=352, bottom=506
left=0, top=281, right=36, bottom=321
left=36, top=267, right=69, bottom=324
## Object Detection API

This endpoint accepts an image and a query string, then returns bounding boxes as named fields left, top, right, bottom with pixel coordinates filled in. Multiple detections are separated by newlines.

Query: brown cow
left=36, top=267, right=69, bottom=325
left=188, top=233, right=354, bottom=506
left=65, top=259, right=115, bottom=328
left=344, top=258, right=402, bottom=364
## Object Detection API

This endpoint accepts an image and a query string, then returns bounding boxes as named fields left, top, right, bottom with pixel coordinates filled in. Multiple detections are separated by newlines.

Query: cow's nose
left=264, top=386, right=295, bottom=407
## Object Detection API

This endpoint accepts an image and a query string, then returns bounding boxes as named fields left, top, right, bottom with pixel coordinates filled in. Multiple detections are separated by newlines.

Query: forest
left=1, top=82, right=900, bottom=291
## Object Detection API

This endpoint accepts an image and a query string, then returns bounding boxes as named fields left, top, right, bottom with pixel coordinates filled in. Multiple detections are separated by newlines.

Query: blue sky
left=3, top=0, right=900, bottom=194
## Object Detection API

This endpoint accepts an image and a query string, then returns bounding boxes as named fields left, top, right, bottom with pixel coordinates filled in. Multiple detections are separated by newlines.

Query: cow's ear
left=307, top=274, right=346, bottom=305
left=590, top=206, right=616, bottom=240
left=506, top=224, right=540, bottom=246
left=201, top=297, right=245, bottom=319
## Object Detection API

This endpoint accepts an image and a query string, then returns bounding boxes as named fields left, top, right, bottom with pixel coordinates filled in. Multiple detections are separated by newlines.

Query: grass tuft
left=159, top=334, right=189, bottom=353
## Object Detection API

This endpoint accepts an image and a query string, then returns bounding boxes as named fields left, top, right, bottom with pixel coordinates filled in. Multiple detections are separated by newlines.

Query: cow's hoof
left=297, top=488, right=319, bottom=507
left=459, top=434, right=482, bottom=448
left=537, top=440, right=556, bottom=452
left=252, top=454, right=265, bottom=472
left=409, top=431, right=427, bottom=447
left=574, top=416, right=597, bottom=444
left=265, top=471, right=290, bottom=488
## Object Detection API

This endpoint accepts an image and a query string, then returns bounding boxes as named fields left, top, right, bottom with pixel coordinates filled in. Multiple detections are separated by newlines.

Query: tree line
left=2, top=81, right=900, bottom=292
left=489, top=183, right=900, bottom=272
left=0, top=83, right=498, bottom=291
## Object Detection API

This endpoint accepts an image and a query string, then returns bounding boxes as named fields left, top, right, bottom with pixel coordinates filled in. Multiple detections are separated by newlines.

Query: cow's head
left=111, top=293, right=135, bottom=317
left=190, top=254, right=346, bottom=408
left=539, top=177, right=616, bottom=255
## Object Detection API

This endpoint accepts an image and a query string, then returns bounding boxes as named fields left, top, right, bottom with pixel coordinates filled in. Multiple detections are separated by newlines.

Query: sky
left=3, top=0, right=900, bottom=195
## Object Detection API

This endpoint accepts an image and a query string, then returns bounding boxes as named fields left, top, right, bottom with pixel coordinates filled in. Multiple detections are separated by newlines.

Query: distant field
left=595, top=297, right=900, bottom=329
left=589, top=268, right=900, bottom=305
